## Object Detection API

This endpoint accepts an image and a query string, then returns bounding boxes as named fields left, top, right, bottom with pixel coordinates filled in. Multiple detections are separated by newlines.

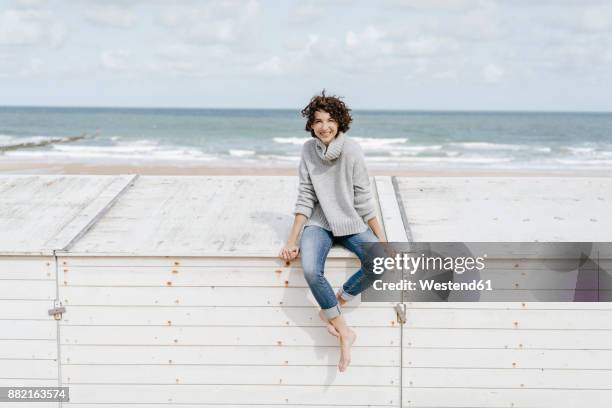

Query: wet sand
left=1, top=158, right=610, bottom=177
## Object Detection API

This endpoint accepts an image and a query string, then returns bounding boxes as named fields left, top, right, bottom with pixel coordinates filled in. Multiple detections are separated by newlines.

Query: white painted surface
left=374, top=176, right=407, bottom=242
left=395, top=177, right=612, bottom=407
left=53, top=174, right=398, bottom=407
left=0, top=175, right=135, bottom=255
left=0, top=256, right=59, bottom=408
left=395, top=177, right=612, bottom=242
left=0, top=175, right=135, bottom=408
left=2, top=175, right=611, bottom=407
left=64, top=176, right=383, bottom=257
left=58, top=256, right=401, bottom=407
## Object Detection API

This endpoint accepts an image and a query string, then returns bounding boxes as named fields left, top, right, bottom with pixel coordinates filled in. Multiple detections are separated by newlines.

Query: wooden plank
left=0, top=300, right=54, bottom=319
left=402, top=308, right=612, bottom=330
left=0, top=359, right=57, bottom=379
left=62, top=365, right=398, bottom=386
left=402, top=388, right=612, bottom=408
left=60, top=286, right=392, bottom=308
left=49, top=174, right=138, bottom=251
left=0, top=320, right=56, bottom=340
left=62, top=384, right=399, bottom=405
left=404, top=302, right=612, bottom=310
left=0, top=339, right=56, bottom=359
left=402, top=328, right=612, bottom=349
left=0, top=175, right=135, bottom=254
left=58, top=256, right=360, bottom=268
left=61, top=305, right=399, bottom=327
left=0, top=257, right=55, bottom=279
left=395, top=177, right=612, bottom=242
left=61, top=265, right=367, bottom=288
left=401, top=367, right=612, bottom=389
left=0, top=280, right=56, bottom=300
left=62, top=405, right=391, bottom=408
left=402, top=348, right=612, bottom=369
left=374, top=176, right=407, bottom=242
left=63, top=405, right=392, bottom=408
left=64, top=176, right=384, bottom=257
left=61, top=326, right=398, bottom=347
left=61, top=344, right=399, bottom=366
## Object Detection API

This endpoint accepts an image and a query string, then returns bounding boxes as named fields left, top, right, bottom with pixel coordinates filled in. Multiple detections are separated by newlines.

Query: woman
left=278, top=91, right=386, bottom=372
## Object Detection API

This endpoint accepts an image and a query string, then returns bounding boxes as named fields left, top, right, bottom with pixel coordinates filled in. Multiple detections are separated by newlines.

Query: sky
left=0, top=0, right=611, bottom=111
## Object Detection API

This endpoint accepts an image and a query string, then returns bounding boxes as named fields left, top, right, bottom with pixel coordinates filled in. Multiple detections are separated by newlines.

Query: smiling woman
left=278, top=90, right=386, bottom=373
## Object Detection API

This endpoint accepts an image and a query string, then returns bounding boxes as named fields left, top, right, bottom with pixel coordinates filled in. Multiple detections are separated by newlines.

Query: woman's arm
left=368, top=217, right=387, bottom=243
left=280, top=149, right=316, bottom=262
left=279, top=214, right=307, bottom=261
left=294, top=153, right=317, bottom=218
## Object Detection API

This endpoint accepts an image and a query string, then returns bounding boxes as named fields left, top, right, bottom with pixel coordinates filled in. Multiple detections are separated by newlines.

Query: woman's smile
left=312, top=110, right=339, bottom=145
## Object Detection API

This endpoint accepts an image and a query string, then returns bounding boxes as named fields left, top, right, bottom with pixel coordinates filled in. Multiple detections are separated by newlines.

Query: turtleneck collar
left=314, top=132, right=345, bottom=163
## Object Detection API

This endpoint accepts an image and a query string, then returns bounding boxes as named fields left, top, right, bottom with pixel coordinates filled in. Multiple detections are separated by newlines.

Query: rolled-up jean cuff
left=322, top=304, right=341, bottom=320
left=339, top=289, right=356, bottom=302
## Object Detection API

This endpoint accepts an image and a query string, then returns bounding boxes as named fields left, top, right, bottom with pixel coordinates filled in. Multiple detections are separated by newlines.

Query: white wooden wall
left=54, top=176, right=400, bottom=407
left=395, top=177, right=612, bottom=407
left=0, top=256, right=59, bottom=408
left=57, top=256, right=400, bottom=407
left=0, top=175, right=135, bottom=408
left=2, top=175, right=611, bottom=408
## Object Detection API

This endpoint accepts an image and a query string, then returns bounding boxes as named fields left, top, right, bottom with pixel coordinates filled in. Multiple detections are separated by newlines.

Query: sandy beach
left=1, top=157, right=610, bottom=177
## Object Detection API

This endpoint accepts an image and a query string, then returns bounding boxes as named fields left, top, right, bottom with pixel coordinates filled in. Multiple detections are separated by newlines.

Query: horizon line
left=1, top=104, right=611, bottom=114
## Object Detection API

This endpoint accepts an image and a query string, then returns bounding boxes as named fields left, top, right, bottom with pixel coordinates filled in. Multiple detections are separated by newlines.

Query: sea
left=1, top=106, right=611, bottom=171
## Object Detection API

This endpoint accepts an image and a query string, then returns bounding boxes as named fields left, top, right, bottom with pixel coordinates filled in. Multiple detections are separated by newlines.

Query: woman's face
left=311, top=110, right=338, bottom=146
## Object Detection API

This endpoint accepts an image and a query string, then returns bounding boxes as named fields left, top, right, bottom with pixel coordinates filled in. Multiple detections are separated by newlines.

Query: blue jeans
left=300, top=225, right=380, bottom=320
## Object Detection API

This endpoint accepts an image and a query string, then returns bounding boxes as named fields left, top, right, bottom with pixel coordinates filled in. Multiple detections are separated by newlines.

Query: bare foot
left=336, top=291, right=347, bottom=306
left=338, top=329, right=357, bottom=372
left=319, top=310, right=339, bottom=338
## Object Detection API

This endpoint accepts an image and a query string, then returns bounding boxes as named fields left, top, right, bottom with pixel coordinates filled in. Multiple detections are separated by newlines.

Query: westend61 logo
left=360, top=242, right=612, bottom=302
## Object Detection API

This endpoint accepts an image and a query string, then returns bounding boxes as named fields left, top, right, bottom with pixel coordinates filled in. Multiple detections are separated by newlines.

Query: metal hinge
left=48, top=301, right=66, bottom=321
left=394, top=303, right=407, bottom=324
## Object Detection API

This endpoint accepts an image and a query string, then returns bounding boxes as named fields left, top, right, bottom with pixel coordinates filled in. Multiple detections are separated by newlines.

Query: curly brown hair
left=301, top=90, right=352, bottom=138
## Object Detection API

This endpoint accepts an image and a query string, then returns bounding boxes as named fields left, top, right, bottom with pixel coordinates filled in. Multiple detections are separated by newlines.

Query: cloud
left=100, top=49, right=131, bottom=70
left=582, top=6, right=612, bottom=31
left=159, top=0, right=260, bottom=47
left=294, top=1, right=323, bottom=20
left=455, top=5, right=501, bottom=39
left=0, top=9, right=66, bottom=47
left=346, top=26, right=384, bottom=49
left=85, top=4, right=135, bottom=28
left=13, top=0, right=48, bottom=8
left=483, top=63, right=505, bottom=83
left=255, top=56, right=284, bottom=75
left=390, top=0, right=484, bottom=11
left=254, top=35, right=321, bottom=76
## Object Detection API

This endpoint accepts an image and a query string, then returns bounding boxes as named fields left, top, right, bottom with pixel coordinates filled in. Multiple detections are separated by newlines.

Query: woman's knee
left=301, top=259, right=321, bottom=284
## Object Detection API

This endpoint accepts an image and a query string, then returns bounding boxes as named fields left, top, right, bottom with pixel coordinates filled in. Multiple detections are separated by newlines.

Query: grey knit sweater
left=293, top=132, right=377, bottom=236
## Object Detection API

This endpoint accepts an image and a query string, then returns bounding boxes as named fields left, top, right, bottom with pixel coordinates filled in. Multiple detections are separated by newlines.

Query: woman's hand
left=279, top=242, right=300, bottom=262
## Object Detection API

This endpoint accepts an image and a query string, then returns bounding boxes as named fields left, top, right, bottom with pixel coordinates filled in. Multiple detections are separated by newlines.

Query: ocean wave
left=229, top=149, right=255, bottom=157
left=272, top=136, right=409, bottom=151
left=368, top=156, right=514, bottom=164
left=273, top=137, right=308, bottom=145
left=561, top=146, right=596, bottom=154
left=552, top=158, right=612, bottom=166
left=6, top=138, right=219, bottom=162
left=449, top=142, right=528, bottom=151
left=351, top=137, right=408, bottom=147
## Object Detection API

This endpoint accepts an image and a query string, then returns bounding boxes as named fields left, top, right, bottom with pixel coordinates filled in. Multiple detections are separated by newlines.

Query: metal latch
left=394, top=304, right=407, bottom=324
left=48, top=305, right=66, bottom=321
